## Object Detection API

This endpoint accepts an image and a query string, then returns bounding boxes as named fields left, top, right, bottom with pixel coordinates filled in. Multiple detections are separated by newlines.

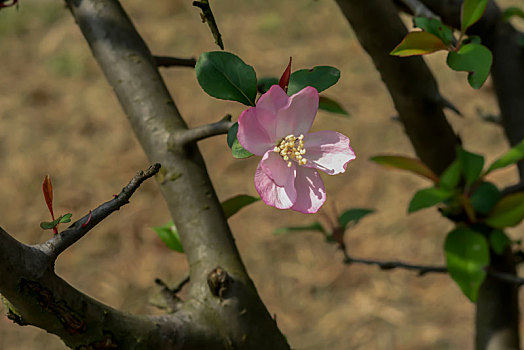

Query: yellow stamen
left=274, top=134, right=308, bottom=167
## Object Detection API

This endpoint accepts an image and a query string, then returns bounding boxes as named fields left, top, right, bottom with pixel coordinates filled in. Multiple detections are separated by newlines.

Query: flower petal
left=303, top=131, right=356, bottom=175
left=238, top=107, right=279, bottom=155
left=255, top=159, right=297, bottom=209
left=256, top=85, right=290, bottom=114
left=260, top=150, right=296, bottom=187
left=291, top=167, right=326, bottom=213
left=275, top=86, right=319, bottom=139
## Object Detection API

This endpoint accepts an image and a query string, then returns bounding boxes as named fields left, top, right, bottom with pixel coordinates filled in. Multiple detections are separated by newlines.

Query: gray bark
left=0, top=0, right=289, bottom=348
left=418, top=2, right=522, bottom=348
left=336, top=0, right=521, bottom=349
left=335, top=0, right=460, bottom=176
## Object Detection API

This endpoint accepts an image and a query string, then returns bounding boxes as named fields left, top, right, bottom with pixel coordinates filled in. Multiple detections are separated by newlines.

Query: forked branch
left=37, top=163, right=161, bottom=260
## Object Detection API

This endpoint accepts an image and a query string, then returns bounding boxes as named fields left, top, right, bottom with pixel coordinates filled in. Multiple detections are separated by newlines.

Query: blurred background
left=0, top=0, right=522, bottom=348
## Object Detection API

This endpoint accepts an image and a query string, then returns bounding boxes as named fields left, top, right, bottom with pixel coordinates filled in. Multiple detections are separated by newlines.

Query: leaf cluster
left=371, top=139, right=524, bottom=300
left=390, top=0, right=492, bottom=89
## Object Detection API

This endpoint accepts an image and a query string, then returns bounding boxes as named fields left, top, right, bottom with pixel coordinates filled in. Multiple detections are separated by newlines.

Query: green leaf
left=370, top=155, right=439, bottom=183
left=196, top=51, right=257, bottom=106
left=446, top=43, right=492, bottom=89
left=226, top=122, right=238, bottom=148
left=503, top=7, right=524, bottom=21
left=469, top=182, right=501, bottom=215
left=231, top=139, right=254, bottom=159
left=227, top=122, right=254, bottom=159
left=274, top=222, right=326, bottom=235
left=287, top=66, right=340, bottom=96
left=485, top=191, right=524, bottom=228
left=439, top=160, right=462, bottom=190
left=318, top=96, right=349, bottom=116
left=390, top=31, right=448, bottom=57
left=461, top=0, right=489, bottom=32
left=40, top=217, right=61, bottom=230
left=338, top=208, right=374, bottom=229
left=59, top=213, right=72, bottom=223
left=445, top=227, right=489, bottom=302
left=152, top=221, right=184, bottom=253
left=257, top=77, right=278, bottom=94
left=408, top=186, right=454, bottom=213
left=413, top=17, right=453, bottom=46
left=489, top=229, right=511, bottom=255
left=485, top=139, right=524, bottom=175
left=458, top=147, right=485, bottom=186
left=221, top=194, right=260, bottom=218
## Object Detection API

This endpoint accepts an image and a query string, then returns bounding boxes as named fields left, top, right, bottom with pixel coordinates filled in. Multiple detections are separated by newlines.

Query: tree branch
left=64, top=0, right=288, bottom=348
left=153, top=276, right=190, bottom=313
left=344, top=254, right=447, bottom=275
left=411, top=4, right=523, bottom=347
left=37, top=163, right=161, bottom=260
left=343, top=250, right=524, bottom=285
left=335, top=0, right=459, bottom=175
left=192, top=0, right=224, bottom=50
left=421, top=0, right=524, bottom=179
left=153, top=55, right=196, bottom=68
left=0, top=188, right=215, bottom=349
left=395, top=0, right=439, bottom=19
left=172, top=115, right=233, bottom=146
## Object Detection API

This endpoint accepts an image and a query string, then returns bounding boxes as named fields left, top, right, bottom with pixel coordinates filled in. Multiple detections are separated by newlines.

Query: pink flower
left=238, top=85, right=355, bottom=213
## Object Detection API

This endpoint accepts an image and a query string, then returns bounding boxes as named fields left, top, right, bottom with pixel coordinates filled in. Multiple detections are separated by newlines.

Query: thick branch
left=0, top=209, right=214, bottom=349
left=335, top=0, right=460, bottom=175
left=65, top=0, right=288, bottom=348
left=421, top=0, right=524, bottom=179
left=37, top=163, right=160, bottom=260
left=413, top=3, right=523, bottom=349
left=153, top=55, right=196, bottom=68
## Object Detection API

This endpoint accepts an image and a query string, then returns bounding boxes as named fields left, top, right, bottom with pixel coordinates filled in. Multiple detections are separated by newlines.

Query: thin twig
left=487, top=269, right=524, bottom=286
left=153, top=56, right=196, bottom=68
left=440, top=96, right=462, bottom=116
left=37, top=164, right=161, bottom=260
left=173, top=115, right=233, bottom=146
left=154, top=275, right=190, bottom=312
left=193, top=0, right=224, bottom=50
left=501, top=182, right=524, bottom=197
left=343, top=251, right=447, bottom=276
left=343, top=250, right=524, bottom=284
left=156, top=275, right=191, bottom=294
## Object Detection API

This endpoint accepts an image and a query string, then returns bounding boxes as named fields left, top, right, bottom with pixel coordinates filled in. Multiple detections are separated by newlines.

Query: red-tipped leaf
left=278, top=57, right=292, bottom=93
left=43, top=175, right=55, bottom=220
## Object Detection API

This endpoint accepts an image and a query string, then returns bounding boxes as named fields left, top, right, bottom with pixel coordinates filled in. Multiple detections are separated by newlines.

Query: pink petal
left=291, top=167, right=326, bottom=214
left=302, top=131, right=356, bottom=175
left=260, top=150, right=296, bottom=187
left=255, top=158, right=297, bottom=210
left=257, top=85, right=290, bottom=114
left=275, top=86, right=319, bottom=139
left=238, top=107, right=279, bottom=155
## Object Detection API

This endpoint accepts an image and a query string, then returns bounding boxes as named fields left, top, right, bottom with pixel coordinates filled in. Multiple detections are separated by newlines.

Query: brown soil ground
left=0, top=0, right=523, bottom=349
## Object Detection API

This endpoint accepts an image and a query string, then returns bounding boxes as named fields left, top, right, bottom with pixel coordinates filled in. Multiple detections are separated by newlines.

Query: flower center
left=273, top=134, right=308, bottom=167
